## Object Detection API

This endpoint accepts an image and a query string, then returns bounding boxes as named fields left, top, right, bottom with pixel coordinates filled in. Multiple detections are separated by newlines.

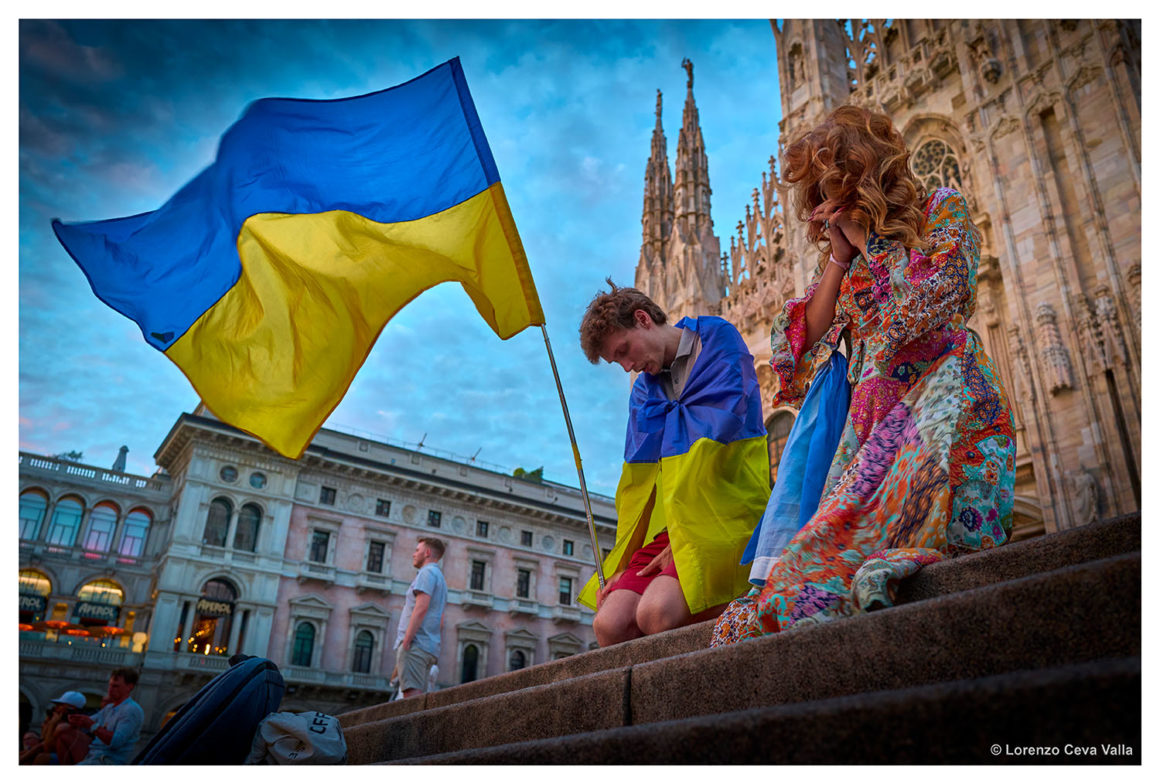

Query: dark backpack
left=133, top=655, right=284, bottom=764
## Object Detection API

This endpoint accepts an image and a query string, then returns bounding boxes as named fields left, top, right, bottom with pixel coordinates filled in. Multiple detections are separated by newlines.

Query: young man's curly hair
left=783, top=104, right=931, bottom=261
left=578, top=278, right=667, bottom=363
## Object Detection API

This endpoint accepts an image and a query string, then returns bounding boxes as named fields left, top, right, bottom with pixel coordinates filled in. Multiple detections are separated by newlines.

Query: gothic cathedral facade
left=634, top=20, right=1141, bottom=539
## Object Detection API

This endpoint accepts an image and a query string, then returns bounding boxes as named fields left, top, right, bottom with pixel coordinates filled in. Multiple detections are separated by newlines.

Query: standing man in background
left=391, top=537, right=447, bottom=698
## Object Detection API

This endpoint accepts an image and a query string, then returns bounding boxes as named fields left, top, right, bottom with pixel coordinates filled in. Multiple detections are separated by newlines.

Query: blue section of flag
left=624, top=316, right=767, bottom=462
left=52, top=57, right=499, bottom=351
left=741, top=350, right=850, bottom=582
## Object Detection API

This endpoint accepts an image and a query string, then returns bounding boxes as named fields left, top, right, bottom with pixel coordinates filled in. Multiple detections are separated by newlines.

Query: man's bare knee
left=593, top=594, right=642, bottom=647
left=635, top=601, right=686, bottom=635
left=635, top=579, right=692, bottom=635
left=594, top=610, right=640, bottom=647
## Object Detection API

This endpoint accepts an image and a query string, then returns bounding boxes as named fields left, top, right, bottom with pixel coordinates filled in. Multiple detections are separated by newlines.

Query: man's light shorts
left=395, top=644, right=437, bottom=692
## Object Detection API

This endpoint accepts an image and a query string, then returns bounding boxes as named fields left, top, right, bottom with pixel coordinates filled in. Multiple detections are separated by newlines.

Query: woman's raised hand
left=809, top=201, right=857, bottom=262
left=809, top=201, right=862, bottom=264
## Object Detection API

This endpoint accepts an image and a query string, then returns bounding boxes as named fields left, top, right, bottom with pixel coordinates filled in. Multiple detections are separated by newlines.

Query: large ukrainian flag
left=53, top=58, right=543, bottom=459
left=578, top=316, right=769, bottom=615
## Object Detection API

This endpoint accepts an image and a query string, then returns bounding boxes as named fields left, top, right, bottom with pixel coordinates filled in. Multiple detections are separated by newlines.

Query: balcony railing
left=282, top=666, right=391, bottom=691
left=19, top=452, right=167, bottom=492
left=461, top=590, right=494, bottom=610
left=296, top=561, right=337, bottom=586
left=509, top=598, right=539, bottom=616
left=354, top=572, right=391, bottom=594
left=20, top=636, right=143, bottom=668
left=19, top=539, right=142, bottom=568
left=551, top=605, right=583, bottom=623
left=174, top=652, right=231, bottom=672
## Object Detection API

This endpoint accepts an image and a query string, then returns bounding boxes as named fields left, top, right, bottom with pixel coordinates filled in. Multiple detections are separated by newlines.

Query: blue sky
left=18, top=18, right=782, bottom=496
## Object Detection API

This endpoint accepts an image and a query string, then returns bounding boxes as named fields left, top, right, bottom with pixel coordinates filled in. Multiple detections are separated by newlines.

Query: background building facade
left=19, top=409, right=616, bottom=743
left=636, top=19, right=1141, bottom=539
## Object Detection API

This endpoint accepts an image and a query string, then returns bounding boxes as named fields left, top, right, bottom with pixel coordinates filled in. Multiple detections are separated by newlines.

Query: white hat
left=50, top=691, right=86, bottom=710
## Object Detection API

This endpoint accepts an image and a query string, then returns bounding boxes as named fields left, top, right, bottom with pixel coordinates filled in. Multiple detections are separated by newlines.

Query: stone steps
left=340, top=519, right=1141, bottom=764
left=397, top=657, right=1141, bottom=765
left=337, top=513, right=1139, bottom=730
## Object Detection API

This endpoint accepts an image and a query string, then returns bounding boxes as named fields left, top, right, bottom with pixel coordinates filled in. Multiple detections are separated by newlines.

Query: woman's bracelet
left=828, top=254, right=851, bottom=272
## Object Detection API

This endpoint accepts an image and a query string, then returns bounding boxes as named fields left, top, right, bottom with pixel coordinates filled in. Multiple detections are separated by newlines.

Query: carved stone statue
left=1070, top=468, right=1099, bottom=526
left=681, top=57, right=694, bottom=88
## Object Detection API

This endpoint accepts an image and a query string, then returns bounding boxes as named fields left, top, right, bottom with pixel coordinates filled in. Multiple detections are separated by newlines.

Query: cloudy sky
left=18, top=18, right=782, bottom=495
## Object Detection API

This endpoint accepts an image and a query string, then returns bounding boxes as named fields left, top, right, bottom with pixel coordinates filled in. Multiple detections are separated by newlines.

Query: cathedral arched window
left=203, top=497, right=232, bottom=547
left=912, top=139, right=964, bottom=194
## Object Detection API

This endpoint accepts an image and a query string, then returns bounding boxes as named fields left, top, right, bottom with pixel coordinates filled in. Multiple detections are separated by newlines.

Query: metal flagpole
left=539, top=325, right=606, bottom=589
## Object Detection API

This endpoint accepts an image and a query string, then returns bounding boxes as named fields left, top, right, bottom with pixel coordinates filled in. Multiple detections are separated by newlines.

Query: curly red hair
left=783, top=105, right=930, bottom=258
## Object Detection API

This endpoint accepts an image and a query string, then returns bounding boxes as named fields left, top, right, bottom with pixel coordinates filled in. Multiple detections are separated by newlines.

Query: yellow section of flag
left=165, top=183, right=543, bottom=458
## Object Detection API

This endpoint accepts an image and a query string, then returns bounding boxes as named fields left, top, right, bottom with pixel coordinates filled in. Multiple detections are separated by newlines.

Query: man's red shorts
left=609, top=531, right=678, bottom=595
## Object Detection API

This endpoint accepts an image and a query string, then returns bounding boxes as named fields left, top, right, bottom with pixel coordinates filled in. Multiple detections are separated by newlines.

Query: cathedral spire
left=673, top=58, right=712, bottom=240
left=640, top=88, right=674, bottom=258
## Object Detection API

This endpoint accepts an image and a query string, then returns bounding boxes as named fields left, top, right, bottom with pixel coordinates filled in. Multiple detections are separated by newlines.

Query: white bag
left=244, top=711, right=348, bottom=764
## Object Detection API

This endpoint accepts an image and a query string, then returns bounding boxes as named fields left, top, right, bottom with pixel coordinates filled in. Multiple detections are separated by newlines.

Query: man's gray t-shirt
left=393, top=563, right=447, bottom=656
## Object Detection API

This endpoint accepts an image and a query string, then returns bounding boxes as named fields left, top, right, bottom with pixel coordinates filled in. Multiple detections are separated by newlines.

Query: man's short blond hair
left=578, top=278, right=667, bottom=363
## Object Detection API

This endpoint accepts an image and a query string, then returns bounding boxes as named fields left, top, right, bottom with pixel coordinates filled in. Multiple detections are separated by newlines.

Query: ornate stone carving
left=1034, top=303, right=1074, bottom=394
left=1125, top=263, right=1141, bottom=334
left=1068, top=65, right=1100, bottom=93
left=976, top=280, right=1000, bottom=326
left=1071, top=293, right=1108, bottom=372
left=930, top=48, right=955, bottom=80
left=1008, top=324, right=1037, bottom=407
left=992, top=115, right=1020, bottom=139
left=1092, top=286, right=1127, bottom=365
left=718, top=155, right=790, bottom=338
left=968, top=29, right=1002, bottom=85
left=786, top=41, right=804, bottom=92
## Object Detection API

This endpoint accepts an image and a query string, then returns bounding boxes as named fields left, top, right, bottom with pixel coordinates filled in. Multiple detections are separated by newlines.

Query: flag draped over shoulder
left=53, top=57, right=543, bottom=459
left=578, top=316, right=769, bottom=615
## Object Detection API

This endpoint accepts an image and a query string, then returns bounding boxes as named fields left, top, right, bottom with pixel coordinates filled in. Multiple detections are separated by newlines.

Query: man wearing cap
left=19, top=690, right=88, bottom=764
left=70, top=668, right=144, bottom=765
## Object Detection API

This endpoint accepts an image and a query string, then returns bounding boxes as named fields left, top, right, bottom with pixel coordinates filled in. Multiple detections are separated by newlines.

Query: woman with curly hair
left=710, top=105, right=1016, bottom=646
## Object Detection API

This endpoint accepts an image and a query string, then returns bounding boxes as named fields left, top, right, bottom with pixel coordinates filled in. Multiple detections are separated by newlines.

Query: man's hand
left=67, top=715, right=94, bottom=730
left=595, top=570, right=624, bottom=609
left=401, top=591, right=430, bottom=652
left=636, top=544, right=673, bottom=577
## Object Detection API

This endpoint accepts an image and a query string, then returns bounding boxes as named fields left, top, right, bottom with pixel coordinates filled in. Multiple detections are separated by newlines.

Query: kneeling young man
left=577, top=281, right=769, bottom=646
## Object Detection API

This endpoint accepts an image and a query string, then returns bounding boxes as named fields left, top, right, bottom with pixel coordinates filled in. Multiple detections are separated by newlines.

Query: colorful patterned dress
left=710, top=187, right=1016, bottom=646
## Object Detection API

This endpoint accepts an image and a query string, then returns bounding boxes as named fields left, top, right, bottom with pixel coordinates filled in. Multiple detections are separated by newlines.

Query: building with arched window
left=18, top=450, right=168, bottom=745
left=21, top=405, right=616, bottom=748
